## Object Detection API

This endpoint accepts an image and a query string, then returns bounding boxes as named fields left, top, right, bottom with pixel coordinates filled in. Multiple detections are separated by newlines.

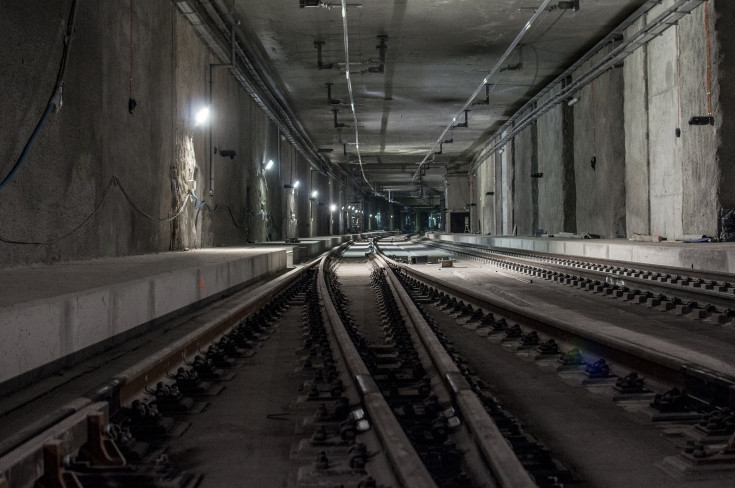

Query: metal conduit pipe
left=207, top=0, right=361, bottom=194
left=175, top=0, right=363, bottom=196
left=469, top=0, right=705, bottom=172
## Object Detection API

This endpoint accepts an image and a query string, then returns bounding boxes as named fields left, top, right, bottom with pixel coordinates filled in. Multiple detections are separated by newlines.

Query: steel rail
left=422, top=238, right=735, bottom=283
left=0, top=254, right=327, bottom=485
left=421, top=240, right=735, bottom=313
left=372, top=253, right=538, bottom=488
left=378, top=252, right=735, bottom=410
left=316, top=251, right=438, bottom=488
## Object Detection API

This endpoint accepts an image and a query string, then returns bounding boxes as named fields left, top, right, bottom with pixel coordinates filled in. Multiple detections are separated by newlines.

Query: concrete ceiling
left=233, top=0, right=647, bottom=204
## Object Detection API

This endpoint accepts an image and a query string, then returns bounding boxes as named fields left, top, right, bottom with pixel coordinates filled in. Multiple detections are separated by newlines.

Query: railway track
left=0, top=241, right=540, bottom=488
left=376, top=237, right=735, bottom=484
left=419, top=239, right=735, bottom=323
left=4, top=237, right=735, bottom=487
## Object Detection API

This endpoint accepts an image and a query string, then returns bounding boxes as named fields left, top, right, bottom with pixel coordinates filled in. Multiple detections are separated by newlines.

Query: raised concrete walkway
left=426, top=232, right=735, bottom=274
left=0, top=247, right=287, bottom=389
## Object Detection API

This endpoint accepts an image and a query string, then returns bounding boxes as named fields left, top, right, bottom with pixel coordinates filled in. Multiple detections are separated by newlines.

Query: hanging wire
left=339, top=0, right=377, bottom=194
left=0, top=0, right=79, bottom=191
left=0, top=176, right=191, bottom=245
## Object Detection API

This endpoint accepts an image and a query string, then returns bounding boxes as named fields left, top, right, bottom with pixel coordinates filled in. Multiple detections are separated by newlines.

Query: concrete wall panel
left=624, top=19, right=651, bottom=237
left=573, top=51, right=626, bottom=238
left=0, top=1, right=353, bottom=269
left=513, top=121, right=536, bottom=236
left=537, top=96, right=565, bottom=234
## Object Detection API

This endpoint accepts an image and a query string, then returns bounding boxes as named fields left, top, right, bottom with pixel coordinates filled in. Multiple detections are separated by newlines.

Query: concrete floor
left=429, top=306, right=729, bottom=487
left=165, top=306, right=305, bottom=487
left=383, top=239, right=735, bottom=485
left=394, top=241, right=735, bottom=379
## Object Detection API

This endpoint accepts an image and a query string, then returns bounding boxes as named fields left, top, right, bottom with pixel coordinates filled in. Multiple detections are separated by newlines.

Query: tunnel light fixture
left=195, top=106, right=210, bottom=126
left=330, top=204, right=337, bottom=212
left=311, top=190, right=319, bottom=199
left=264, top=159, right=274, bottom=171
left=567, top=97, right=580, bottom=106
left=293, top=180, right=301, bottom=188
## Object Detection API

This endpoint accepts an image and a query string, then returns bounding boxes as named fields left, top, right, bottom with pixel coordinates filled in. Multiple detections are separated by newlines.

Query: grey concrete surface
left=0, top=247, right=286, bottom=386
left=647, top=1, right=685, bottom=240
left=679, top=3, right=720, bottom=236
left=624, top=18, right=651, bottom=237
left=715, top=0, right=735, bottom=213
left=513, top=112, right=537, bottom=237
left=0, top=1, right=357, bottom=269
left=468, top=1, right=727, bottom=241
left=573, top=48, right=626, bottom=238
left=426, top=232, right=735, bottom=274
left=537, top=90, right=566, bottom=234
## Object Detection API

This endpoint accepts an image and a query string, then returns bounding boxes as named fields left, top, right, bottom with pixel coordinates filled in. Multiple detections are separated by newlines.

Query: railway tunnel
left=2, top=1, right=735, bottom=487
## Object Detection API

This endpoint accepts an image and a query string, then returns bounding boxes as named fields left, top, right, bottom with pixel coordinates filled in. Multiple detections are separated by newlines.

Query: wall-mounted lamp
left=264, top=159, right=274, bottom=171
left=195, top=106, right=210, bottom=126
left=567, top=97, right=580, bottom=107
left=330, top=204, right=337, bottom=212
left=310, top=190, right=318, bottom=200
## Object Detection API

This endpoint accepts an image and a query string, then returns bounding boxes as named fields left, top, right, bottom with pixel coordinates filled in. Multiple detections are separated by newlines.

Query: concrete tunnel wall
left=472, top=0, right=729, bottom=240
left=0, top=0, right=359, bottom=269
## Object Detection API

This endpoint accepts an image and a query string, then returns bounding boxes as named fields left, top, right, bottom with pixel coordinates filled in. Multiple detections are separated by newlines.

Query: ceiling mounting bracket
left=325, top=82, right=341, bottom=105
left=453, top=110, right=469, bottom=128
left=314, top=41, right=333, bottom=70
left=500, top=44, right=523, bottom=72
left=333, top=108, right=347, bottom=128
left=473, top=84, right=492, bottom=106
left=368, top=35, right=388, bottom=73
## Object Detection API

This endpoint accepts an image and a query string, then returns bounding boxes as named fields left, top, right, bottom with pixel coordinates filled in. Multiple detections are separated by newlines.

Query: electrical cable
left=117, top=176, right=192, bottom=222
left=0, top=176, right=192, bottom=245
left=189, top=191, right=252, bottom=229
left=339, top=0, right=377, bottom=195
left=526, top=9, right=566, bottom=46
left=0, top=0, right=78, bottom=192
